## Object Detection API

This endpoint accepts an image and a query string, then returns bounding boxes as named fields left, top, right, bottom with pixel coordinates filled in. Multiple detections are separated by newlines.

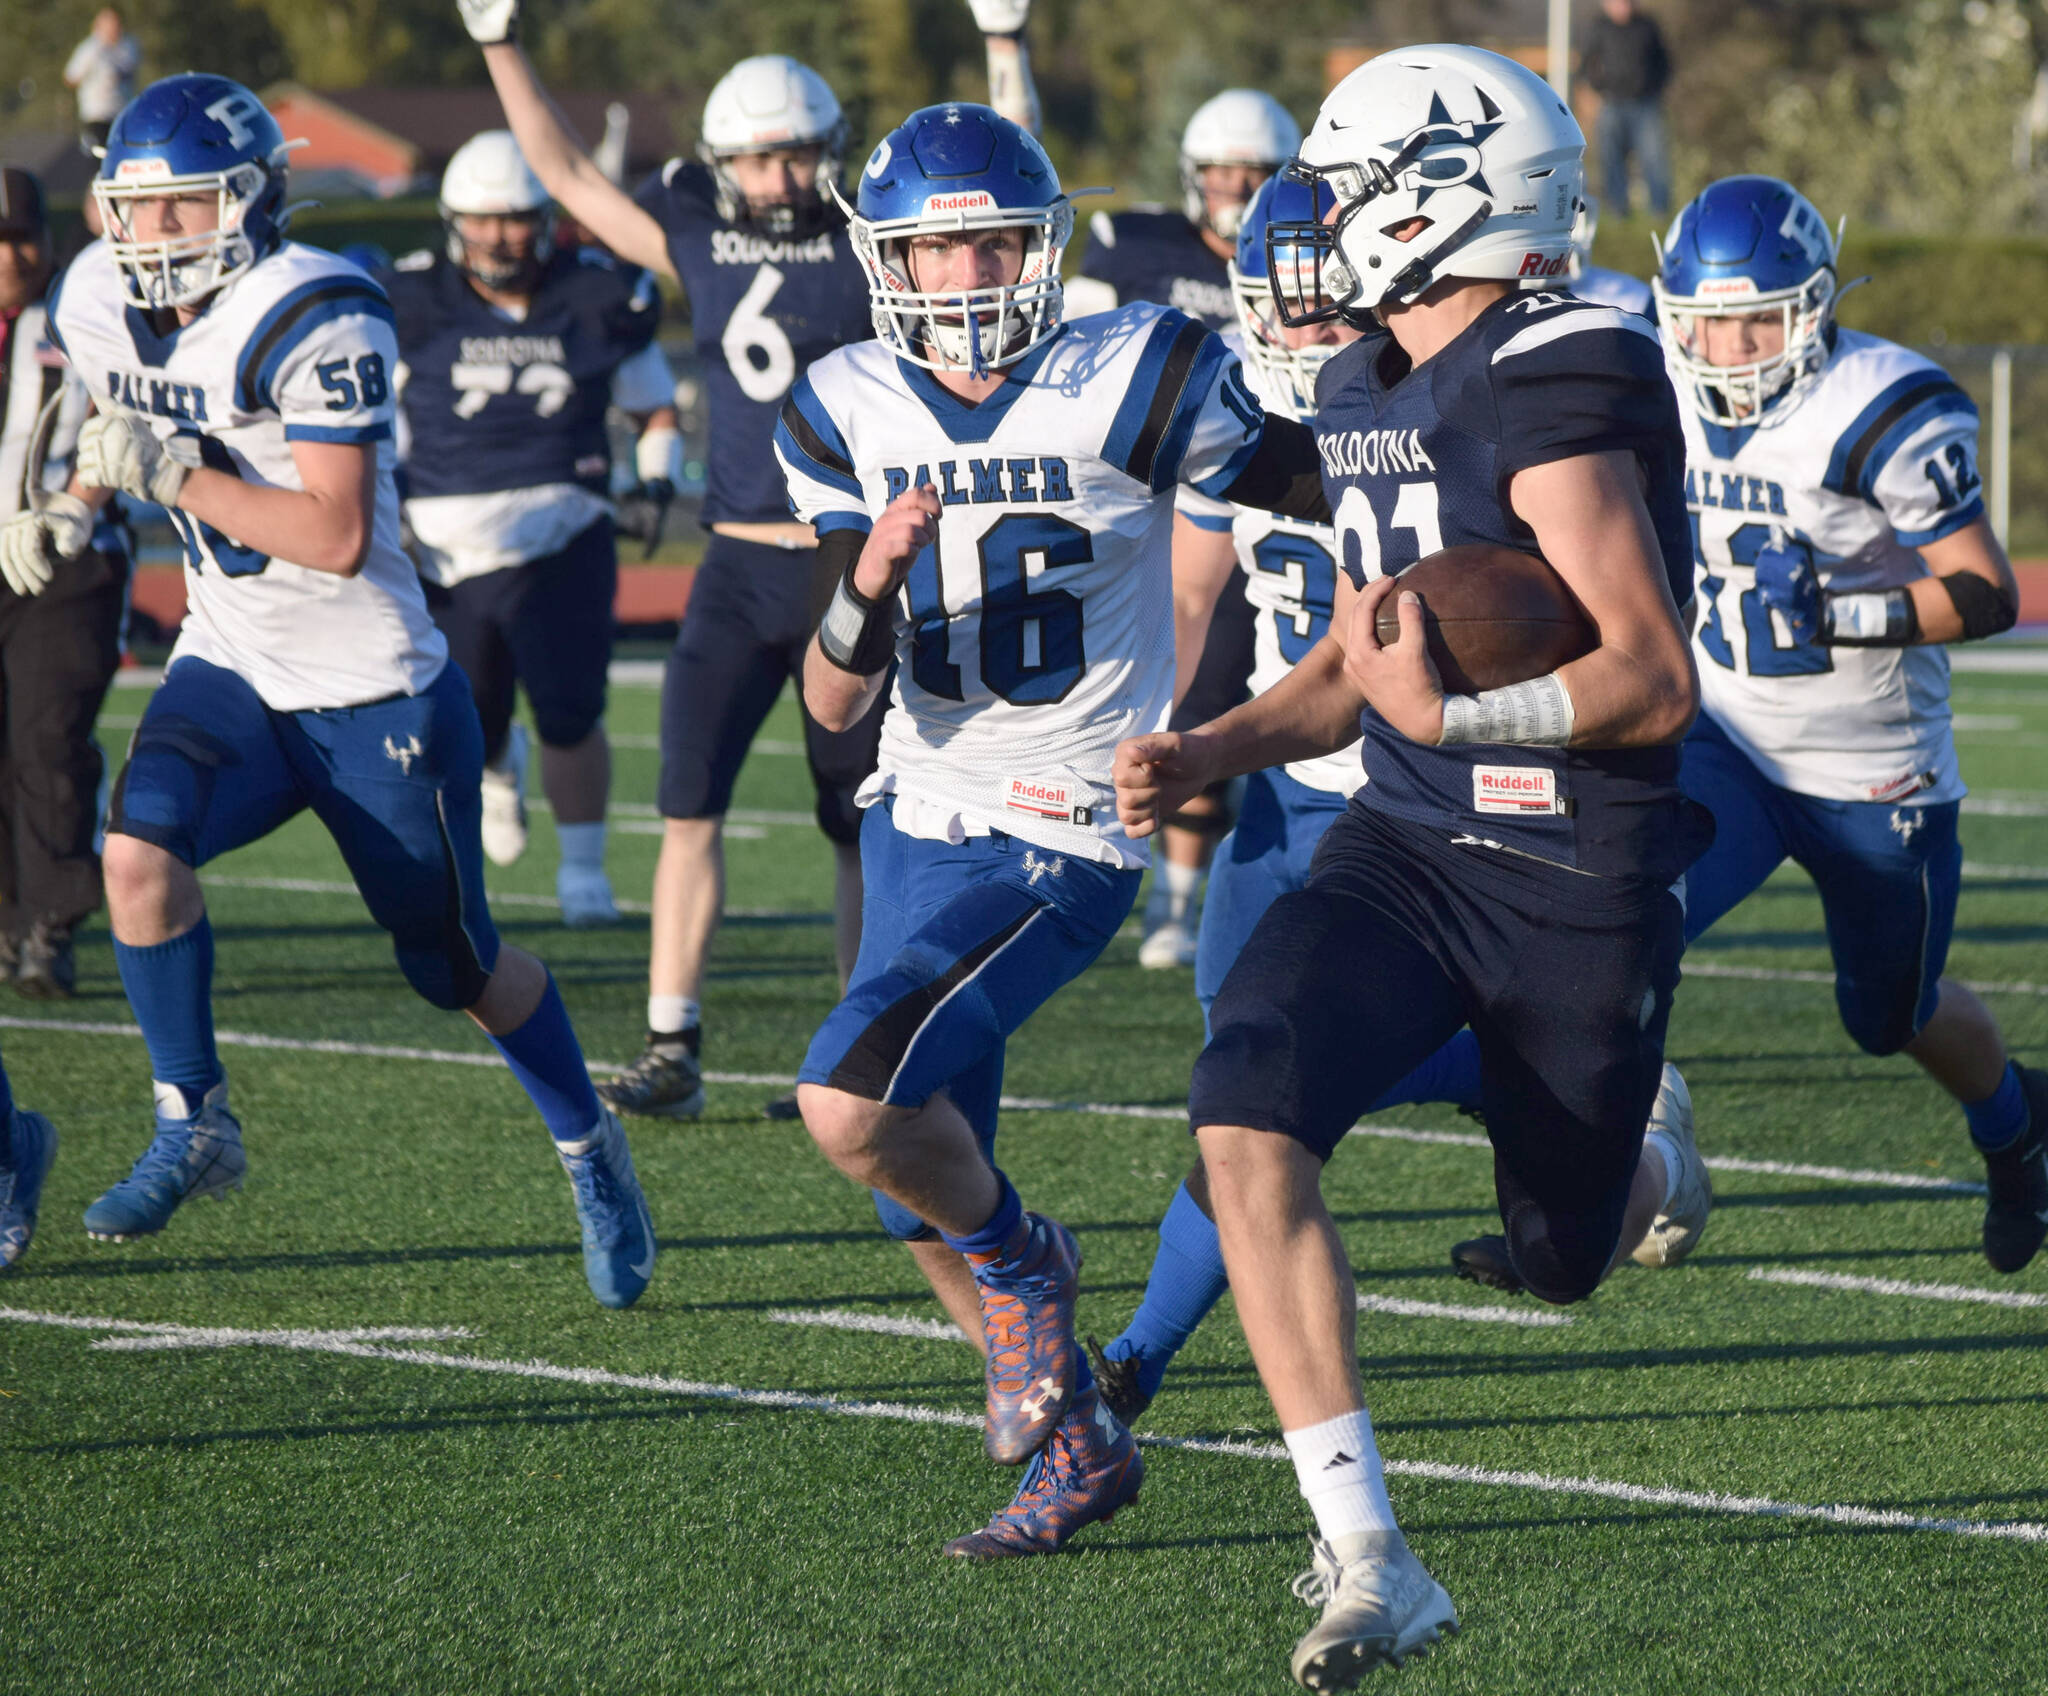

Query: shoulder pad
left=393, top=250, right=435, bottom=273
left=1089, top=209, right=1116, bottom=247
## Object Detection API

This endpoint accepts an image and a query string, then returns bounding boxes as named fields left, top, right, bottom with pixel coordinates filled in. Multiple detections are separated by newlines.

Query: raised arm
left=458, top=1, right=677, bottom=282
left=968, top=0, right=1042, bottom=134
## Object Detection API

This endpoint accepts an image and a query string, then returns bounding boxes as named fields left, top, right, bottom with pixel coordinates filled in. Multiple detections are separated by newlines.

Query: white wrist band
left=1438, top=673, right=1576, bottom=747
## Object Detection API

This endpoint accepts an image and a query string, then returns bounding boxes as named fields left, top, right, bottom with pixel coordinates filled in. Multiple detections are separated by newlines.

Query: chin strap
left=1385, top=203, right=1492, bottom=304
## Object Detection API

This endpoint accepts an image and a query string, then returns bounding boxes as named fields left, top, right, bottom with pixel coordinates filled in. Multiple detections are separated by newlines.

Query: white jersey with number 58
left=1682, top=328, right=1981, bottom=805
left=776, top=302, right=1267, bottom=866
left=49, top=240, right=444, bottom=712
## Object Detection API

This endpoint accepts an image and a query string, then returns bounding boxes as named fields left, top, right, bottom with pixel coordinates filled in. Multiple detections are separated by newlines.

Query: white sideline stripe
left=0, top=1018, right=1991, bottom=1197
left=1347, top=1123, right=1987, bottom=1195
left=1686, top=960, right=2048, bottom=999
left=0, top=1309, right=477, bottom=1349
left=196, top=873, right=813, bottom=922
left=1356, top=1292, right=1571, bottom=1328
left=5, top=1304, right=2043, bottom=1544
left=1747, top=1268, right=2048, bottom=1309
left=768, top=1308, right=968, bottom=1342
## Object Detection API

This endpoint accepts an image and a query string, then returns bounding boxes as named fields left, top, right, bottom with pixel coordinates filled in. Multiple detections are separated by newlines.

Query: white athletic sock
left=1160, top=858, right=1202, bottom=923
left=648, top=995, right=700, bottom=1037
left=1286, top=1408, right=1397, bottom=1544
left=557, top=821, right=606, bottom=872
left=1644, top=1127, right=1683, bottom=1211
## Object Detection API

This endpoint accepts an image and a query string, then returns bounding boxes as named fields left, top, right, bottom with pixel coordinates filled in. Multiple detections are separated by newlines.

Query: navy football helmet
left=1653, top=175, right=1840, bottom=423
left=1232, top=173, right=1341, bottom=420
left=94, top=74, right=295, bottom=310
left=850, top=103, right=1070, bottom=378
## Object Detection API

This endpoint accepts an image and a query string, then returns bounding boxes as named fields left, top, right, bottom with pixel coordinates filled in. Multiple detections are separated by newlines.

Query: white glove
left=0, top=494, right=92, bottom=598
left=635, top=425, right=683, bottom=501
left=457, top=0, right=520, bottom=44
left=77, top=413, right=189, bottom=507
left=968, top=0, right=1030, bottom=32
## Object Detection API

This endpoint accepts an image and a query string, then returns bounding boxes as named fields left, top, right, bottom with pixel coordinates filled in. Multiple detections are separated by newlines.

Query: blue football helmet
left=1233, top=173, right=1342, bottom=420
left=1653, top=174, right=1839, bottom=423
left=94, top=74, right=296, bottom=311
left=850, top=103, right=1071, bottom=378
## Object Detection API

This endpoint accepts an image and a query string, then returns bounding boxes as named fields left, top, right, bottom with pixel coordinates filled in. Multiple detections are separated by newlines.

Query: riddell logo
left=923, top=190, right=998, bottom=213
left=1517, top=252, right=1571, bottom=279
left=1473, top=764, right=1561, bottom=815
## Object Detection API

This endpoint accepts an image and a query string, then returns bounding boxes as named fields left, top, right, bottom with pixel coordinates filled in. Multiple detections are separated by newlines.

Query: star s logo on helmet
left=1387, top=91, right=1504, bottom=207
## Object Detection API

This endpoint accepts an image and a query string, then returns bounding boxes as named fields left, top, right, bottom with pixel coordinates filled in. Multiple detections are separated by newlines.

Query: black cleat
left=761, top=1093, right=803, bottom=1122
left=1450, top=1233, right=1525, bottom=1294
left=1084, top=1333, right=1154, bottom=1429
left=1982, top=1066, right=2048, bottom=1274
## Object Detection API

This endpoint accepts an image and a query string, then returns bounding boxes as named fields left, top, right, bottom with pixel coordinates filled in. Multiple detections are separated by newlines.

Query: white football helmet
left=1179, top=89, right=1300, bottom=240
left=1569, top=191, right=1598, bottom=279
left=440, top=130, right=554, bottom=286
left=1271, top=44, right=1584, bottom=324
left=698, top=55, right=848, bottom=235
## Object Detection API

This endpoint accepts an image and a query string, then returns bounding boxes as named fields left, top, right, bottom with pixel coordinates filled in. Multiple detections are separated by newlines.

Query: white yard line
left=1356, top=1292, right=1572, bottom=1327
left=0, top=1017, right=1994, bottom=1196
left=1684, top=959, right=2048, bottom=998
left=1963, top=861, right=2048, bottom=880
left=196, top=873, right=819, bottom=922
left=5, top=1302, right=2043, bottom=1543
left=1951, top=714, right=2024, bottom=732
left=1950, top=648, right=2048, bottom=675
left=767, top=1308, right=968, bottom=1342
left=1964, top=795, right=2048, bottom=818
left=1746, top=1268, right=2048, bottom=1309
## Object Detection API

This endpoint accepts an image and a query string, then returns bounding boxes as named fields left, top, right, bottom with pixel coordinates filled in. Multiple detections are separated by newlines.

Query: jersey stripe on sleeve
left=1101, top=310, right=1216, bottom=492
left=1822, top=372, right=1977, bottom=502
left=235, top=278, right=396, bottom=413
left=776, top=376, right=863, bottom=499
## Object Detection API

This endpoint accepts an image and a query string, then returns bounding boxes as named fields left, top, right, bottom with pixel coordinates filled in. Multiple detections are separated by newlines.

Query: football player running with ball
left=462, top=0, right=881, bottom=1120
left=778, top=102, right=1338, bottom=1559
left=1114, top=46, right=1713, bottom=1683
left=27, top=76, right=654, bottom=1306
left=1657, top=178, right=2038, bottom=1262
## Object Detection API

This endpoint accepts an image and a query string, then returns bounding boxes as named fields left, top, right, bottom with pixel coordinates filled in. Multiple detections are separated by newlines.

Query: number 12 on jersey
left=905, top=513, right=1091, bottom=706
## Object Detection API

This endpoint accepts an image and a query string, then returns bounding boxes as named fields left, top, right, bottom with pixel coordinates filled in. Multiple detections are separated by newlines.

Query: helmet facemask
left=701, top=123, right=849, bottom=237
left=854, top=200, right=1072, bottom=380
left=1230, top=257, right=1337, bottom=421
left=443, top=208, right=555, bottom=290
left=1653, top=265, right=1836, bottom=423
left=96, top=156, right=285, bottom=311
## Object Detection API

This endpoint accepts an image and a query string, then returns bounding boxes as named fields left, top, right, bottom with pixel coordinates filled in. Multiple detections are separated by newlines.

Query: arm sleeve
left=1216, top=415, right=1330, bottom=524
left=264, top=306, right=402, bottom=447
left=1487, top=305, right=1675, bottom=480
left=808, top=526, right=867, bottom=627
left=772, top=372, right=872, bottom=535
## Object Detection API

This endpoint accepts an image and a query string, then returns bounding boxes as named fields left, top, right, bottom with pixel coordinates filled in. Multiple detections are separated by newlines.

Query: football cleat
left=760, top=1093, right=804, bottom=1122
left=84, top=1080, right=244, bottom=1242
left=0, top=1109, right=59, bottom=1269
left=14, top=922, right=76, bottom=1000
left=942, top=1380, right=1143, bottom=1558
left=976, top=1212, right=1082, bottom=1464
left=556, top=1106, right=657, bottom=1308
left=1449, top=1234, right=1524, bottom=1295
left=1290, top=1534, right=1458, bottom=1689
left=1631, top=1064, right=1712, bottom=1269
left=596, top=1037, right=706, bottom=1120
left=1137, top=915, right=1197, bottom=970
left=1085, top=1333, right=1155, bottom=1429
left=1982, top=1065, right=2048, bottom=1274
left=556, top=862, right=621, bottom=929
left=479, top=725, right=529, bottom=867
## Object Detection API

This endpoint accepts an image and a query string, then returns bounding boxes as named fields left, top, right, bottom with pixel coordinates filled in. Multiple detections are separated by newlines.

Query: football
left=1373, top=543, right=1597, bottom=694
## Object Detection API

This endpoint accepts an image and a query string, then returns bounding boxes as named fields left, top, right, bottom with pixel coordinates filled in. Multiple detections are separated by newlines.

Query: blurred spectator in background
left=0, top=166, right=129, bottom=998
left=1581, top=0, right=1671, bottom=218
left=63, top=10, right=140, bottom=155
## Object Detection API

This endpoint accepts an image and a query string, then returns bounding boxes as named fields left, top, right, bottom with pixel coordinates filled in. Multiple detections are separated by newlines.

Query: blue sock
left=113, top=919, right=223, bottom=1109
left=1107, top=1179, right=1229, bottom=1400
left=489, top=972, right=603, bottom=1144
left=1369, top=1028, right=1482, bottom=1112
left=1966, top=1063, right=2030, bottom=1153
left=939, top=1171, right=1023, bottom=1261
left=0, top=1053, right=13, bottom=1166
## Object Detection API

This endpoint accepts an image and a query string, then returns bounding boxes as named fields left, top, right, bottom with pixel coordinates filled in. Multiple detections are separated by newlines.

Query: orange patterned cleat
left=943, top=1381, right=1142, bottom=1558
left=973, top=1212, right=1082, bottom=1465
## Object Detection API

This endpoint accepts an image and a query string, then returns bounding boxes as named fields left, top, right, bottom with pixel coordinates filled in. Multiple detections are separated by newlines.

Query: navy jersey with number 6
left=635, top=158, right=871, bottom=526
left=1077, top=208, right=1233, bottom=329
left=1314, top=292, right=1705, bottom=879
left=385, top=246, right=659, bottom=502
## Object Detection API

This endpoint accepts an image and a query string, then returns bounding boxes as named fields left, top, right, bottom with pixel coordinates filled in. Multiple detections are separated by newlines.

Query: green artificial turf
left=5, top=662, right=2047, bottom=1694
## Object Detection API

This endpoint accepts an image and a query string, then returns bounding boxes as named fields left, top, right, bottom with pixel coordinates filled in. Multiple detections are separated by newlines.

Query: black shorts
left=1191, top=802, right=1684, bottom=1267
left=657, top=532, right=885, bottom=844
left=424, top=518, right=617, bottom=756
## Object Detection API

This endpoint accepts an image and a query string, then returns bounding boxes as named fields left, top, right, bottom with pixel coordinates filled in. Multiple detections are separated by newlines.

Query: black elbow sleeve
left=809, top=529, right=866, bottom=626
left=1939, top=570, right=2019, bottom=642
left=1218, top=417, right=1331, bottom=525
